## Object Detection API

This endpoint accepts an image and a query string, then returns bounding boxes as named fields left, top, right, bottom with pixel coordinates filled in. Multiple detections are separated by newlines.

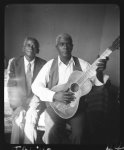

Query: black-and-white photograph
left=4, top=3, right=120, bottom=150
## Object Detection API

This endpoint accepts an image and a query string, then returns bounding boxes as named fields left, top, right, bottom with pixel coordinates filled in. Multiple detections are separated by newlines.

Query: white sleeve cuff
left=93, top=74, right=109, bottom=86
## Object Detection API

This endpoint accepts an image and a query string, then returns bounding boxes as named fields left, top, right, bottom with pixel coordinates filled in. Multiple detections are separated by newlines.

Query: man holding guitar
left=26, top=33, right=118, bottom=144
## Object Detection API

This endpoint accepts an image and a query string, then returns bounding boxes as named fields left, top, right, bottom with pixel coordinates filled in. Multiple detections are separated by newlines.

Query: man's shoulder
left=77, top=57, right=90, bottom=65
left=40, top=58, right=54, bottom=69
left=74, top=56, right=90, bottom=71
left=35, top=57, right=46, bottom=64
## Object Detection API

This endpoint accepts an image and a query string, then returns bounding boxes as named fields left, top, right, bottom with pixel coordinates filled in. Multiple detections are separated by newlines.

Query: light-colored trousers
left=24, top=96, right=46, bottom=144
left=11, top=96, right=44, bottom=144
left=11, top=107, right=26, bottom=144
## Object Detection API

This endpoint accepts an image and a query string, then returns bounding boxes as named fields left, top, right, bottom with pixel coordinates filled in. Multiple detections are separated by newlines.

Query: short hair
left=56, top=33, right=73, bottom=47
left=23, top=37, right=40, bottom=54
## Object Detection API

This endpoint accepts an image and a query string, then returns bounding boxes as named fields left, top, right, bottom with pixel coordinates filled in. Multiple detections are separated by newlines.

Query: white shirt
left=32, top=56, right=109, bottom=102
left=24, top=56, right=35, bottom=78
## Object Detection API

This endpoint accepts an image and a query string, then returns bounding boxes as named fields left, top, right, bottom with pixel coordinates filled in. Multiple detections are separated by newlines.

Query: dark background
left=4, top=4, right=120, bottom=87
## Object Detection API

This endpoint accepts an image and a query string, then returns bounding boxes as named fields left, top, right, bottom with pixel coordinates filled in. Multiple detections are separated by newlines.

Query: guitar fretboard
left=77, top=48, right=112, bottom=86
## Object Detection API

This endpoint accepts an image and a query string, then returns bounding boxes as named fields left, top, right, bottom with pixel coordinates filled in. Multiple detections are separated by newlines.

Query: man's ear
left=22, top=46, right=25, bottom=52
left=36, top=48, right=39, bottom=54
left=56, top=45, right=58, bottom=49
left=71, top=44, right=73, bottom=49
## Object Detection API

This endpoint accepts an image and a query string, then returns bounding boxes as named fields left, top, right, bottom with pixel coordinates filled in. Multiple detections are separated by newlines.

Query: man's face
left=24, top=39, right=37, bottom=61
left=57, top=37, right=73, bottom=59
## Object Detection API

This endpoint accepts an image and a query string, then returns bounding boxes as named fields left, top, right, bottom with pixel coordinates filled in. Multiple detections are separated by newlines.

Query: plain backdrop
left=4, top=4, right=120, bottom=87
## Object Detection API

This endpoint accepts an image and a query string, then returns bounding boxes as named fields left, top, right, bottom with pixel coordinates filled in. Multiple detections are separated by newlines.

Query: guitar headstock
left=109, top=36, right=120, bottom=52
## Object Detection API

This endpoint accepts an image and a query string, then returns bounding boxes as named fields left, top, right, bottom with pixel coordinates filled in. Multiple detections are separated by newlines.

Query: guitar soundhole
left=70, top=83, right=79, bottom=92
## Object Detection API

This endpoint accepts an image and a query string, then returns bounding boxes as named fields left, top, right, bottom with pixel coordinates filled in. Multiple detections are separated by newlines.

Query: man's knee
left=25, top=108, right=39, bottom=126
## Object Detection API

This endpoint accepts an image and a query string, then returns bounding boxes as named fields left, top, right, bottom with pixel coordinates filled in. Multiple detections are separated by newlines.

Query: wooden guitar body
left=50, top=71, right=92, bottom=119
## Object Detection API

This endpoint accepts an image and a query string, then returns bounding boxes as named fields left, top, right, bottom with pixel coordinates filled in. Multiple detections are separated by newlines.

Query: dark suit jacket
left=7, top=55, right=46, bottom=109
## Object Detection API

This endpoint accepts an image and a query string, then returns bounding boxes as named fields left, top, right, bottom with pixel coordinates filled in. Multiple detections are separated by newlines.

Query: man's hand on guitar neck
left=53, top=91, right=76, bottom=104
left=96, top=56, right=109, bottom=83
left=97, top=56, right=109, bottom=71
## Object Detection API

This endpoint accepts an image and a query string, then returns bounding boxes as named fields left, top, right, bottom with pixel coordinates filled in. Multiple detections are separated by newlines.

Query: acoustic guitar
left=50, top=36, right=120, bottom=119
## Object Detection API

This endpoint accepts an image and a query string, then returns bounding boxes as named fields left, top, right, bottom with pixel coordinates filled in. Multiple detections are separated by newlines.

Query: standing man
left=26, top=33, right=109, bottom=144
left=7, top=37, right=46, bottom=144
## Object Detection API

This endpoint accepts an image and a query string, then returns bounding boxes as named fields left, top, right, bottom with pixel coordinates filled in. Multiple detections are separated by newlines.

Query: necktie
left=26, top=63, right=32, bottom=95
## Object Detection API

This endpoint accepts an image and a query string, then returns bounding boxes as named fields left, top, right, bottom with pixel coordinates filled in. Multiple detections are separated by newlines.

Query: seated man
left=25, top=33, right=109, bottom=144
left=7, top=37, right=46, bottom=144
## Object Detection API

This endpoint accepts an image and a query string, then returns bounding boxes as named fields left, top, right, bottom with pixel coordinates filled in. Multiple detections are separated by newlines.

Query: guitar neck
left=91, top=48, right=112, bottom=71
left=77, top=48, right=112, bottom=85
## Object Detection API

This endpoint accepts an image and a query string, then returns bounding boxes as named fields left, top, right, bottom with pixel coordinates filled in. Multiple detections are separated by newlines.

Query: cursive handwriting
left=106, top=145, right=124, bottom=150
left=106, top=146, right=113, bottom=150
